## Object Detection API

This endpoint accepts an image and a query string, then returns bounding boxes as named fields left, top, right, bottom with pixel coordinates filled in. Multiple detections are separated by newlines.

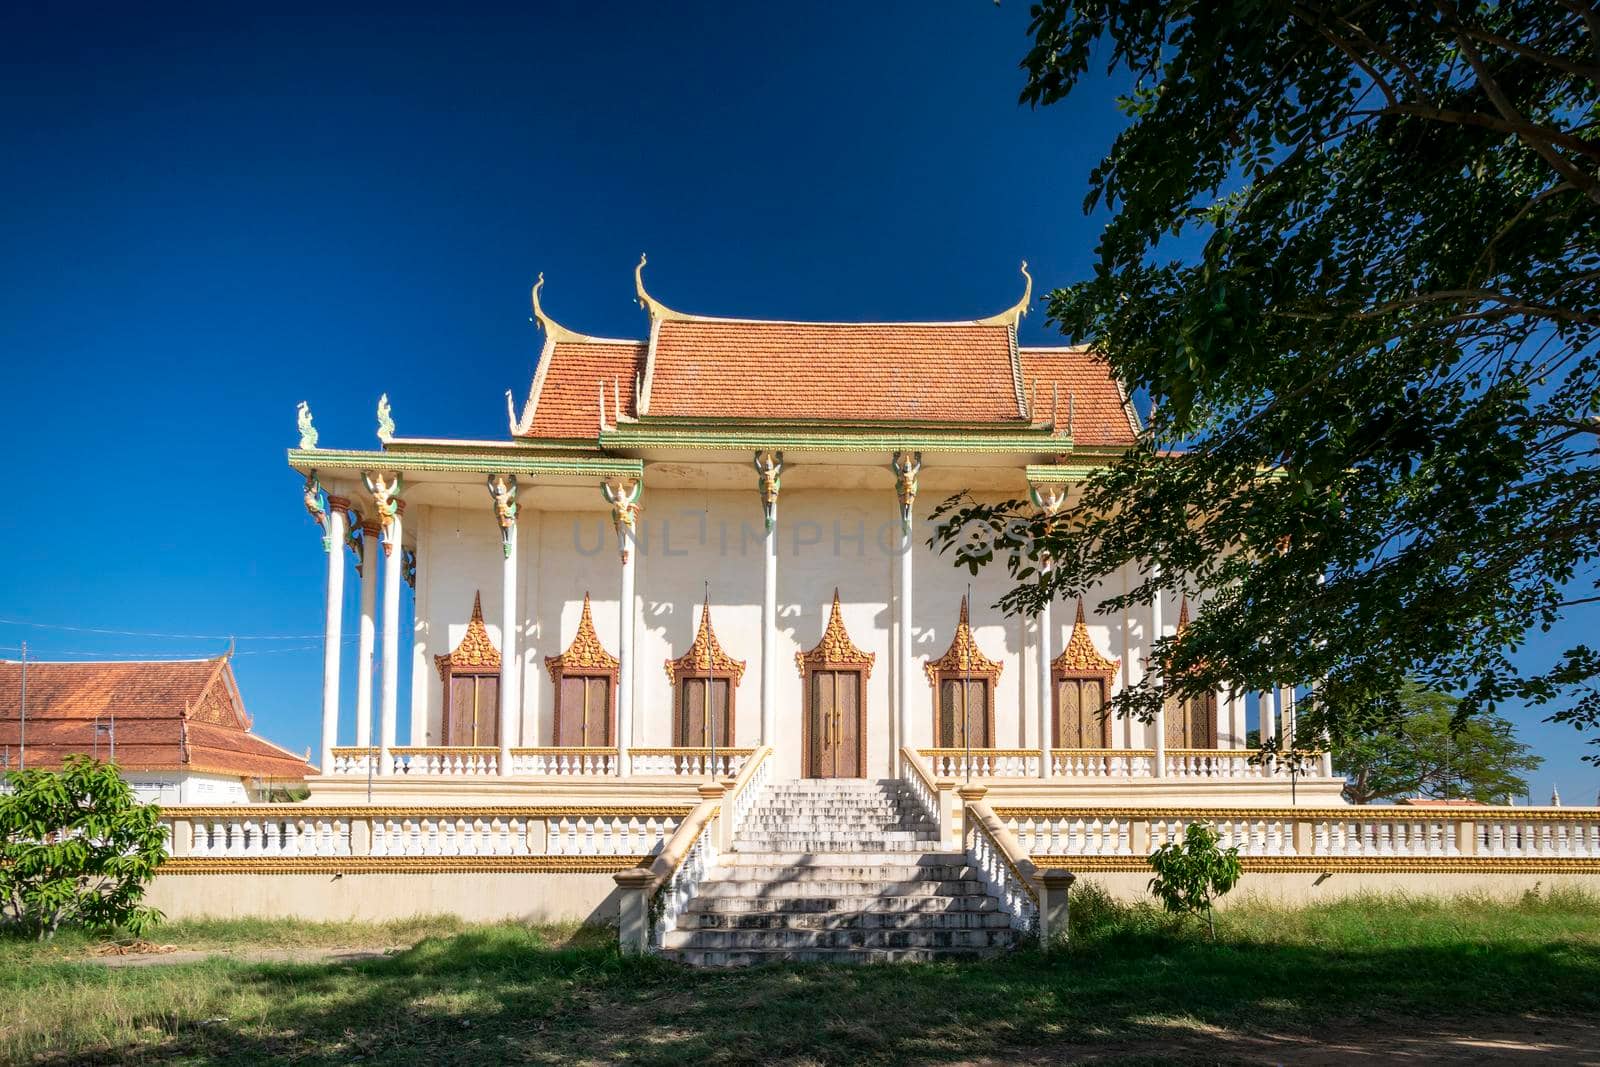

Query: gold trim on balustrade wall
left=1030, top=855, right=1600, bottom=873
left=991, top=806, right=1600, bottom=821
left=163, top=805, right=694, bottom=819
left=159, top=856, right=649, bottom=875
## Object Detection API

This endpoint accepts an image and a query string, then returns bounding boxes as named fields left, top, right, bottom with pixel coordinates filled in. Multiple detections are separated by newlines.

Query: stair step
left=663, top=927, right=1018, bottom=951
left=696, top=878, right=986, bottom=898
left=726, top=851, right=963, bottom=866
left=659, top=946, right=1002, bottom=967
left=714, top=863, right=979, bottom=882
left=684, top=910, right=1013, bottom=930
left=686, top=893, right=1001, bottom=915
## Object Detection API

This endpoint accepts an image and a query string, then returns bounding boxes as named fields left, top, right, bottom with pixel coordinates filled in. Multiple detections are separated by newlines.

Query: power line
left=0, top=617, right=335, bottom=641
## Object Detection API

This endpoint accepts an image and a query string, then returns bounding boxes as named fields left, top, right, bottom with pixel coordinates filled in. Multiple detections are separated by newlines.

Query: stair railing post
left=613, top=867, right=654, bottom=955
left=1038, top=869, right=1076, bottom=950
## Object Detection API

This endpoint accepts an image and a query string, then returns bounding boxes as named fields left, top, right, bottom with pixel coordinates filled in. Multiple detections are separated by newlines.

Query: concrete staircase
left=659, top=778, right=1021, bottom=966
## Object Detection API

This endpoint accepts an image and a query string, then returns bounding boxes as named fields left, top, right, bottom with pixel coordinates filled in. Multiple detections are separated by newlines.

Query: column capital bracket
left=487, top=474, right=520, bottom=558
left=753, top=450, right=783, bottom=531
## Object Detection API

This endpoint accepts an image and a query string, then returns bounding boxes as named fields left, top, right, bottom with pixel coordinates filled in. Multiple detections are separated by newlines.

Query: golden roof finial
left=924, top=595, right=1002, bottom=684
left=634, top=252, right=682, bottom=322
left=545, top=592, right=619, bottom=677
left=664, top=595, right=747, bottom=684
left=435, top=591, right=502, bottom=678
left=978, top=260, right=1033, bottom=326
left=530, top=272, right=582, bottom=342
left=1177, top=595, right=1191, bottom=633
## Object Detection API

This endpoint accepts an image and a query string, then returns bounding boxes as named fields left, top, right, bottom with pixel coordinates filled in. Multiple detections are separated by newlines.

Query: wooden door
left=447, top=676, right=476, bottom=744
left=1054, top=677, right=1108, bottom=748
left=937, top=678, right=990, bottom=749
left=676, top=677, right=732, bottom=747
left=1165, top=692, right=1217, bottom=748
left=807, top=669, right=863, bottom=778
left=471, top=676, right=499, bottom=746
left=555, top=675, right=612, bottom=746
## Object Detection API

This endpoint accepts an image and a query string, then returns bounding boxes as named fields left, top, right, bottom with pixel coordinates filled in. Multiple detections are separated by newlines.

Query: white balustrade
left=510, top=748, right=618, bottom=776
left=1164, top=750, right=1268, bottom=780
left=726, top=751, right=771, bottom=837
left=965, top=812, right=1039, bottom=933
left=369, top=814, right=529, bottom=857
left=188, top=814, right=353, bottom=858
left=920, top=750, right=1039, bottom=778
left=1004, top=813, right=1135, bottom=857
left=330, top=748, right=377, bottom=776
left=546, top=814, right=679, bottom=856
left=629, top=749, right=750, bottom=777
left=1478, top=817, right=1599, bottom=858
left=1050, top=750, right=1155, bottom=778
left=651, top=812, right=718, bottom=949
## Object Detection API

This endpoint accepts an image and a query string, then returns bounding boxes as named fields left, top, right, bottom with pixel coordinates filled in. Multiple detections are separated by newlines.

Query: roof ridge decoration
left=923, top=595, right=1003, bottom=684
left=795, top=589, right=875, bottom=675
left=1053, top=598, right=1120, bottom=679
left=976, top=261, right=1032, bottom=327
left=664, top=595, right=747, bottom=684
left=434, top=592, right=502, bottom=679
left=544, top=593, right=619, bottom=678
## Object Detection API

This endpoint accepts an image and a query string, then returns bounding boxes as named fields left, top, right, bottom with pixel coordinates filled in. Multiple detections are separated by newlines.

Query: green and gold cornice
left=597, top=419, right=1073, bottom=454
left=287, top=447, right=644, bottom=479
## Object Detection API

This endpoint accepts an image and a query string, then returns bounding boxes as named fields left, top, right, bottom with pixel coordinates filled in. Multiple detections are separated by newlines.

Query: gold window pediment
left=435, top=592, right=501, bottom=679
left=795, top=590, right=875, bottom=675
left=923, top=595, right=1002, bottom=685
left=545, top=593, right=619, bottom=677
left=665, top=597, right=746, bottom=684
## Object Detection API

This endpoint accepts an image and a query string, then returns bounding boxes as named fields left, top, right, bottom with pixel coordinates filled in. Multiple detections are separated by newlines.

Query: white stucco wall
left=409, top=486, right=1183, bottom=780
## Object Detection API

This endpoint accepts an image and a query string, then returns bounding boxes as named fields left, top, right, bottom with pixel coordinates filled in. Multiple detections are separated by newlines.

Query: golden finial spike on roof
left=977, top=260, right=1033, bottom=326
left=1177, top=595, right=1191, bottom=632
left=664, top=593, right=747, bottom=684
left=959, top=594, right=971, bottom=627
left=530, top=272, right=582, bottom=342
left=633, top=252, right=682, bottom=322
left=1054, top=597, right=1120, bottom=677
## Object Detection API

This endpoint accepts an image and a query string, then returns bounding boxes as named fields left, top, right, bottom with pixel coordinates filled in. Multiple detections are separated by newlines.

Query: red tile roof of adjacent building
left=0, top=656, right=315, bottom=781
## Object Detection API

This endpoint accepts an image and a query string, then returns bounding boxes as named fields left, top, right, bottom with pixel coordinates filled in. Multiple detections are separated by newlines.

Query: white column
left=355, top=522, right=378, bottom=749
left=318, top=498, right=350, bottom=776
left=1150, top=574, right=1167, bottom=777
left=603, top=478, right=641, bottom=776
left=498, top=518, right=519, bottom=775
left=892, top=452, right=921, bottom=773
left=1037, top=597, right=1053, bottom=778
left=378, top=506, right=403, bottom=775
left=1260, top=689, right=1277, bottom=776
left=754, top=451, right=782, bottom=748
left=1280, top=685, right=1297, bottom=747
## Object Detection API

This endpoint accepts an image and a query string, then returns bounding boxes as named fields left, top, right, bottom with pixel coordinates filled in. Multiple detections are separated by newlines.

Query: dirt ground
left=980, top=1014, right=1600, bottom=1065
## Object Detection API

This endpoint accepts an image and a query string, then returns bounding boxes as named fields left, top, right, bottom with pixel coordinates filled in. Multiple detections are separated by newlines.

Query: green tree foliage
left=1341, top=682, right=1543, bottom=803
left=1146, top=822, right=1243, bottom=938
left=0, top=756, right=167, bottom=939
left=933, top=0, right=1600, bottom=757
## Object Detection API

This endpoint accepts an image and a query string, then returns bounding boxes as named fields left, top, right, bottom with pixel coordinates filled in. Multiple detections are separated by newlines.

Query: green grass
left=3, top=886, right=1598, bottom=1065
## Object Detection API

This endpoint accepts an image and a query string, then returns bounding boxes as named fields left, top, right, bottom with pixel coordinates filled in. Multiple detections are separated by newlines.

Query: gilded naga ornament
left=601, top=477, right=642, bottom=561
left=753, top=450, right=783, bottom=531
left=376, top=393, right=395, bottom=444
left=362, top=471, right=404, bottom=556
left=891, top=451, right=921, bottom=534
left=487, top=474, right=519, bottom=558
left=302, top=471, right=329, bottom=549
left=296, top=401, right=318, bottom=450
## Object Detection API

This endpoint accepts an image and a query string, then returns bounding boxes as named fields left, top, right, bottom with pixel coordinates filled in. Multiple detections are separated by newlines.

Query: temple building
left=291, top=260, right=1337, bottom=802
left=0, top=654, right=315, bottom=803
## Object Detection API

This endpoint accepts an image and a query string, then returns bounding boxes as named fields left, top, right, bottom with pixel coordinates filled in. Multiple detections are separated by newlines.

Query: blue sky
left=1, top=4, right=1593, bottom=802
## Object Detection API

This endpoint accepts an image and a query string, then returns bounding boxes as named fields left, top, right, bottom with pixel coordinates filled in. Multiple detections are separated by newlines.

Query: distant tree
left=1340, top=683, right=1543, bottom=803
left=1146, top=822, right=1242, bottom=939
left=0, top=756, right=167, bottom=940
left=935, top=1, right=1600, bottom=757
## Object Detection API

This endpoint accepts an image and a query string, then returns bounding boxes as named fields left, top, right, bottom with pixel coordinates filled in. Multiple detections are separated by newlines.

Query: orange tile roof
left=0, top=657, right=315, bottom=781
left=523, top=339, right=644, bottom=439
left=1019, top=347, right=1140, bottom=446
left=645, top=319, right=1024, bottom=422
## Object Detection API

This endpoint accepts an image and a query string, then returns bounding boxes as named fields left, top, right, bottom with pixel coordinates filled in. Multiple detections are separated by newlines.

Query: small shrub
left=0, top=756, right=167, bottom=939
left=1146, top=822, right=1242, bottom=939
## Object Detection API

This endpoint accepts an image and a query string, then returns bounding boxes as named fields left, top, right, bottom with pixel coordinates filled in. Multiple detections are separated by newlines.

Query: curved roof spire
left=977, top=261, right=1033, bottom=326
left=634, top=252, right=684, bottom=322
left=530, top=272, right=585, bottom=342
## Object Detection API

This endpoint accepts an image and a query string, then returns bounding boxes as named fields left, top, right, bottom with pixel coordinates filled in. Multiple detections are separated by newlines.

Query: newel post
left=1038, top=868, right=1076, bottom=950
left=614, top=867, right=655, bottom=955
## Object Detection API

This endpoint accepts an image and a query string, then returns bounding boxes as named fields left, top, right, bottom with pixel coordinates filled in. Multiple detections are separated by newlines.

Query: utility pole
left=17, top=640, right=26, bottom=772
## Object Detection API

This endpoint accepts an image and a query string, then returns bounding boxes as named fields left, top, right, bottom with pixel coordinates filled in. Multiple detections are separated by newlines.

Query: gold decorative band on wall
left=991, top=806, right=1600, bottom=822
left=162, top=805, right=696, bottom=819
left=158, top=855, right=649, bottom=875
left=1030, top=855, right=1600, bottom=874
